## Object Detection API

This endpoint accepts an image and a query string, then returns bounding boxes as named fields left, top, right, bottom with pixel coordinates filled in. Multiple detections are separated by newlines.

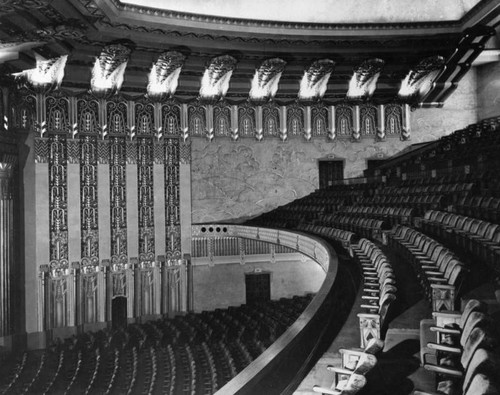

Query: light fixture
left=298, top=59, right=335, bottom=101
left=249, top=58, right=286, bottom=104
left=90, top=42, right=132, bottom=99
left=199, top=55, right=237, bottom=104
left=398, top=56, right=444, bottom=100
left=12, top=53, right=68, bottom=93
left=346, top=58, right=384, bottom=100
left=147, top=51, right=185, bottom=102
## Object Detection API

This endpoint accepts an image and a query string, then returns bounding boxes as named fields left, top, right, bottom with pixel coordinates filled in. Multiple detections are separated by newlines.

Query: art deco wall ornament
left=199, top=55, right=237, bottom=104
left=398, top=56, right=444, bottom=100
left=249, top=58, right=287, bottom=104
left=147, top=51, right=185, bottom=102
left=346, top=58, right=384, bottom=100
left=298, top=59, right=335, bottom=101
left=90, top=42, right=132, bottom=99
left=12, top=54, right=67, bottom=93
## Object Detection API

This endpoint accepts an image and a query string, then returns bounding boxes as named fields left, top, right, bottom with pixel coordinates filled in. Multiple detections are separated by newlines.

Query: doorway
left=245, top=272, right=271, bottom=305
left=111, top=296, right=128, bottom=329
left=318, top=160, right=345, bottom=189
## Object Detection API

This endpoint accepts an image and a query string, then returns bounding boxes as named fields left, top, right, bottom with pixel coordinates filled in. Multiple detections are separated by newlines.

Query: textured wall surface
left=476, top=61, right=500, bottom=120
left=191, top=71, right=477, bottom=223
left=192, top=258, right=325, bottom=312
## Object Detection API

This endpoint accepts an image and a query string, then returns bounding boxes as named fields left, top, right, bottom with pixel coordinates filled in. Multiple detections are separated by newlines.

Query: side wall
left=477, top=61, right=500, bottom=120
left=191, top=71, right=477, bottom=223
left=192, top=257, right=325, bottom=312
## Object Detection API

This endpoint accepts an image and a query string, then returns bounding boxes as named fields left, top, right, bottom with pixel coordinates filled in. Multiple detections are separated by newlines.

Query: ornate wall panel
left=106, top=99, right=128, bottom=136
left=335, top=104, right=354, bottom=138
left=165, top=138, right=181, bottom=260
left=77, top=94, right=100, bottom=135
left=80, top=135, right=99, bottom=263
left=214, top=103, right=231, bottom=138
left=48, top=133, right=68, bottom=265
left=385, top=104, right=403, bottom=137
left=311, top=104, right=328, bottom=138
left=262, top=102, right=280, bottom=138
left=161, top=101, right=181, bottom=138
left=188, top=103, right=206, bottom=138
left=9, top=91, right=36, bottom=132
left=238, top=103, right=256, bottom=138
left=109, top=137, right=127, bottom=259
left=137, top=137, right=155, bottom=262
left=360, top=104, right=377, bottom=136
left=46, top=95, right=70, bottom=134
left=107, top=99, right=128, bottom=261
left=286, top=104, right=304, bottom=138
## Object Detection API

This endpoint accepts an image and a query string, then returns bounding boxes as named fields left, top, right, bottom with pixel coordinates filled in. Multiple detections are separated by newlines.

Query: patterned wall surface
left=191, top=72, right=478, bottom=222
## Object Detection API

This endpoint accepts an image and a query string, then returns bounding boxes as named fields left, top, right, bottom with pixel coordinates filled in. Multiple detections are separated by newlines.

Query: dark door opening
left=112, top=296, right=128, bottom=329
left=319, top=160, right=344, bottom=189
left=245, top=272, right=271, bottom=305
left=365, top=159, right=387, bottom=177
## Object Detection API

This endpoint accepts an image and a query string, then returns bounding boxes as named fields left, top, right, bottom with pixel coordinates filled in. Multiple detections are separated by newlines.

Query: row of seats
left=296, top=224, right=358, bottom=251
left=453, top=195, right=500, bottom=224
left=417, top=299, right=500, bottom=395
left=421, top=211, right=500, bottom=273
left=352, top=239, right=397, bottom=347
left=316, top=214, right=390, bottom=242
left=337, top=205, right=413, bottom=226
left=388, top=225, right=466, bottom=312
left=0, top=295, right=313, bottom=395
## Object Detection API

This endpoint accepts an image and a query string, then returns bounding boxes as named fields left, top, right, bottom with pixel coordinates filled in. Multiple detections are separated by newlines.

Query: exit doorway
left=245, top=272, right=271, bottom=305
left=318, top=160, right=345, bottom=189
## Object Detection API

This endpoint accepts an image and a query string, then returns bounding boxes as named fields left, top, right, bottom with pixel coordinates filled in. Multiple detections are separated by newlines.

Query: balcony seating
left=389, top=225, right=466, bottom=311
left=317, top=214, right=390, bottom=242
left=421, top=211, right=500, bottom=273
left=352, top=239, right=396, bottom=347
left=416, top=299, right=500, bottom=395
left=296, top=224, right=358, bottom=252
left=0, top=295, right=313, bottom=395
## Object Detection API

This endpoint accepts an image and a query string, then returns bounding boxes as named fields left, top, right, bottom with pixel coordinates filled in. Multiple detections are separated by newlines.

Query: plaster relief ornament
left=12, top=54, right=67, bottom=93
left=90, top=42, right=132, bottom=99
left=147, top=51, right=185, bottom=102
left=347, top=58, right=384, bottom=100
left=249, top=58, right=287, bottom=104
left=398, top=55, right=445, bottom=100
left=298, top=59, right=335, bottom=101
left=199, top=54, right=237, bottom=104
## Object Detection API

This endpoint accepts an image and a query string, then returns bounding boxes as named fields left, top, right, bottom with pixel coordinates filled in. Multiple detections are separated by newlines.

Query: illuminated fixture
left=12, top=54, right=68, bottom=93
left=398, top=56, right=445, bottom=100
left=90, top=42, right=132, bottom=99
left=249, top=58, right=286, bottom=103
left=298, top=59, right=335, bottom=101
left=199, top=55, right=237, bottom=103
left=346, top=58, right=384, bottom=100
left=147, top=51, right=185, bottom=102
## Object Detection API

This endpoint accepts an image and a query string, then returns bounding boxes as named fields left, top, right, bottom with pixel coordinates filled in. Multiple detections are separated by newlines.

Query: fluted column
left=0, top=162, right=14, bottom=336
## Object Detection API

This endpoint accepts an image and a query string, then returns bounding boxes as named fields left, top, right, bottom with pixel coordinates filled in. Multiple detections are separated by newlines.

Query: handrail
left=192, top=224, right=340, bottom=395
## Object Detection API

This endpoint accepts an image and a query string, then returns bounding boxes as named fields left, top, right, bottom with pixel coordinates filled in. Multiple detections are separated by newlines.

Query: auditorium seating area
left=0, top=295, right=313, bottom=395
left=248, top=115, right=500, bottom=395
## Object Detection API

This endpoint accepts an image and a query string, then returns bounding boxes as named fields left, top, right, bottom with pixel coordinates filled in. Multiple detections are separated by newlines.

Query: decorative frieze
left=137, top=136, right=155, bottom=262
left=165, top=138, right=181, bottom=259
left=80, top=135, right=99, bottom=261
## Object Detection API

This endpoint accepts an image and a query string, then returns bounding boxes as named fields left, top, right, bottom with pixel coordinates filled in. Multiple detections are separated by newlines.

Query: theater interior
left=0, top=0, right=500, bottom=394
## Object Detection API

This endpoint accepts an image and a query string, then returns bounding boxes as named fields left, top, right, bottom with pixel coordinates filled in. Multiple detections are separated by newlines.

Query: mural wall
left=191, top=71, right=477, bottom=223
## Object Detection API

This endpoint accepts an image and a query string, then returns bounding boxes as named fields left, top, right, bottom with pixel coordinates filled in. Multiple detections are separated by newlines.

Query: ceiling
left=0, top=0, right=499, bottom=104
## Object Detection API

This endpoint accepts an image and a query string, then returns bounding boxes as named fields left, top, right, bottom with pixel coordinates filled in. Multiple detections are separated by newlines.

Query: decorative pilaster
left=165, top=138, right=181, bottom=260
left=0, top=162, right=14, bottom=336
